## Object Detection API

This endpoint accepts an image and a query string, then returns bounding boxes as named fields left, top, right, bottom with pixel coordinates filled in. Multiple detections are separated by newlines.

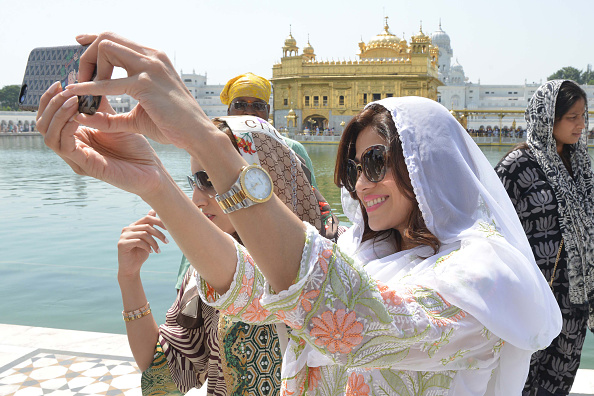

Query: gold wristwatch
left=215, top=165, right=274, bottom=214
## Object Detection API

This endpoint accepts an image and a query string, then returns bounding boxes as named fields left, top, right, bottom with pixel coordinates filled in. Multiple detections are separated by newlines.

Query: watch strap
left=216, top=182, right=253, bottom=214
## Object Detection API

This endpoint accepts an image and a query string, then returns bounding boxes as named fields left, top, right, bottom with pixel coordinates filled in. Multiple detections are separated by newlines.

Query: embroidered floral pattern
left=422, top=328, right=453, bottom=358
left=300, top=290, right=320, bottom=312
left=197, top=226, right=503, bottom=395
left=311, top=309, right=364, bottom=354
left=440, top=349, right=469, bottom=366
left=434, top=250, right=457, bottom=267
left=239, top=274, right=254, bottom=296
left=413, top=288, right=467, bottom=327
left=307, top=367, right=321, bottom=390
left=477, top=220, right=503, bottom=238
left=377, top=281, right=404, bottom=306
left=243, top=297, right=269, bottom=322
left=346, top=373, right=370, bottom=396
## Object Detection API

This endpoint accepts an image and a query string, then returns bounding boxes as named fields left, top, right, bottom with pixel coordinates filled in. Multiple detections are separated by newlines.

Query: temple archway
left=303, top=115, right=328, bottom=132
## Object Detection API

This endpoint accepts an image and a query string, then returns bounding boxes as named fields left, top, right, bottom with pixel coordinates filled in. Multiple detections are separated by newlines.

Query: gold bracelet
left=123, top=308, right=152, bottom=322
left=123, top=302, right=150, bottom=321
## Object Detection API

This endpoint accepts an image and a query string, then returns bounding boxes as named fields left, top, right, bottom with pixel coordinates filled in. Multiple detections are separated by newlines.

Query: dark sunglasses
left=187, top=170, right=215, bottom=197
left=232, top=101, right=268, bottom=112
left=344, top=144, right=388, bottom=192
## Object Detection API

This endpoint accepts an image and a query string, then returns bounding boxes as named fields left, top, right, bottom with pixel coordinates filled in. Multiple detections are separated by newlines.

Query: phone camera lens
left=19, top=84, right=28, bottom=104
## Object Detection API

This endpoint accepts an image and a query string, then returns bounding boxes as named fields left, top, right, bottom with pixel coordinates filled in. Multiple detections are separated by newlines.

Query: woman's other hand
left=117, top=210, right=168, bottom=280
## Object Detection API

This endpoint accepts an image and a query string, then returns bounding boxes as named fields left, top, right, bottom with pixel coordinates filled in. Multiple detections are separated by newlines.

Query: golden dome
left=411, top=21, right=430, bottom=42
left=366, top=19, right=400, bottom=49
left=303, top=39, right=314, bottom=54
left=285, top=33, right=297, bottom=47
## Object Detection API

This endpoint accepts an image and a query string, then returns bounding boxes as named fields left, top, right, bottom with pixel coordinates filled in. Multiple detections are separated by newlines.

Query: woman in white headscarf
left=192, top=97, right=562, bottom=395
left=496, top=80, right=592, bottom=396
left=39, top=34, right=561, bottom=396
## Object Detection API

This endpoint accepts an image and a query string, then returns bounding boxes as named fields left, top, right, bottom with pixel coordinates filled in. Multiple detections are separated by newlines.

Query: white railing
left=286, top=134, right=342, bottom=143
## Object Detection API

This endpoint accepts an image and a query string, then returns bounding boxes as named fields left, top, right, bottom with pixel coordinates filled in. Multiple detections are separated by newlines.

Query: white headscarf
left=338, top=97, right=562, bottom=394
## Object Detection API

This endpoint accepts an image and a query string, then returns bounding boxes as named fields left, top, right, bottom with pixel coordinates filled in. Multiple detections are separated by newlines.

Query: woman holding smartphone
left=37, top=32, right=561, bottom=395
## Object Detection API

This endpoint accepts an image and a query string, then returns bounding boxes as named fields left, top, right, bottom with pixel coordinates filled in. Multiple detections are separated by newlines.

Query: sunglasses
left=187, top=170, right=215, bottom=197
left=344, top=145, right=388, bottom=192
left=232, top=101, right=268, bottom=112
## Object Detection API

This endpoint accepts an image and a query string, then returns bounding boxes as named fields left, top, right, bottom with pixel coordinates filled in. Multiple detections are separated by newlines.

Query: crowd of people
left=35, top=32, right=593, bottom=396
left=0, top=121, right=36, bottom=132
left=467, top=126, right=594, bottom=140
left=467, top=127, right=527, bottom=138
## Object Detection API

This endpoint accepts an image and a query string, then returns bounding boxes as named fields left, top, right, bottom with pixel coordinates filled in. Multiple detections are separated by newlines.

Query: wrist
left=118, top=271, right=142, bottom=286
left=185, top=127, right=230, bottom=161
left=140, top=170, right=180, bottom=209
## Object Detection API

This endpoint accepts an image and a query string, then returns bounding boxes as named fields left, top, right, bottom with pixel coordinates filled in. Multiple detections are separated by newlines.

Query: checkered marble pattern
left=0, top=349, right=141, bottom=396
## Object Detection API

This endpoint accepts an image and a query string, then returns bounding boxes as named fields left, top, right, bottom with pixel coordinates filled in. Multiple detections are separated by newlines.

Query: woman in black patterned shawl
left=495, top=80, right=593, bottom=396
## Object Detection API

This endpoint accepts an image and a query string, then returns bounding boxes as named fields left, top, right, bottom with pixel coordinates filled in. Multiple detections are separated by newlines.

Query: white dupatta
left=335, top=97, right=562, bottom=394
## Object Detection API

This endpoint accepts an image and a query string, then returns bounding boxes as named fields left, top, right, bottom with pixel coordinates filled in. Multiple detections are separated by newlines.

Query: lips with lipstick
left=364, top=195, right=387, bottom=212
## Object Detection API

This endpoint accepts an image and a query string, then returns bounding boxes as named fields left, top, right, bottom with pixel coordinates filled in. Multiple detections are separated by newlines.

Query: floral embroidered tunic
left=197, top=224, right=505, bottom=396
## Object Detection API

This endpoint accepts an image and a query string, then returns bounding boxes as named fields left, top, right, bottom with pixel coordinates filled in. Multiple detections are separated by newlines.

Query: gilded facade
left=271, top=19, right=442, bottom=132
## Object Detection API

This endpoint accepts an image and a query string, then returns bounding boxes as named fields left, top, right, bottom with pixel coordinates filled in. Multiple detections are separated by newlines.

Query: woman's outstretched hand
left=65, top=32, right=217, bottom=149
left=36, top=81, right=169, bottom=198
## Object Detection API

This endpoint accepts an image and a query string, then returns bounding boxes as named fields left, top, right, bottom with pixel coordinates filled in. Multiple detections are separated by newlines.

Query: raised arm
left=116, top=211, right=165, bottom=371
left=37, top=72, right=237, bottom=294
left=55, top=33, right=308, bottom=293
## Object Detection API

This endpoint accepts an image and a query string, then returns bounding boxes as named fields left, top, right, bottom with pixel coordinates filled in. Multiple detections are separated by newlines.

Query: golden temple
left=271, top=18, right=441, bottom=132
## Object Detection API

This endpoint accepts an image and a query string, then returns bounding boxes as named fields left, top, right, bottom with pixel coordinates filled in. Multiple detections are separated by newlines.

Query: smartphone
left=18, top=45, right=101, bottom=115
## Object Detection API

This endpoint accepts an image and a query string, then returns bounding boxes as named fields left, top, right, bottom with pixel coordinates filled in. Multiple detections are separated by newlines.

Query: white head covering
left=338, top=97, right=561, bottom=394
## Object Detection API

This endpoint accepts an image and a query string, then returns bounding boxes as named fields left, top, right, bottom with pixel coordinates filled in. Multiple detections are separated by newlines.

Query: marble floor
left=0, top=324, right=204, bottom=396
left=0, top=323, right=593, bottom=395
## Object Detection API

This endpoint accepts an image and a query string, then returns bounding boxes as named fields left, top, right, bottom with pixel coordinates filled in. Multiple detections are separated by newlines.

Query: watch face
left=243, top=166, right=273, bottom=202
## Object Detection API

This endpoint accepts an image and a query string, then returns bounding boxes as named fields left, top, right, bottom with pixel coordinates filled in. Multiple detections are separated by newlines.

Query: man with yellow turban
left=220, top=72, right=318, bottom=188
left=220, top=72, right=271, bottom=119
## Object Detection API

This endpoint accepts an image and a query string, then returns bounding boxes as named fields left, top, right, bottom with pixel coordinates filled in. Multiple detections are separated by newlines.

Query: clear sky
left=1, top=0, right=591, bottom=89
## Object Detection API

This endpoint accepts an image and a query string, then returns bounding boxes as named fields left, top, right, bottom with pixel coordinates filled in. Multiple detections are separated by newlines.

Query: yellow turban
left=220, top=72, right=271, bottom=106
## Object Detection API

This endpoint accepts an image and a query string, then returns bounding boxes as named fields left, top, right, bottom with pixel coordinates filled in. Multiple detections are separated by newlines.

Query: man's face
left=228, top=96, right=270, bottom=120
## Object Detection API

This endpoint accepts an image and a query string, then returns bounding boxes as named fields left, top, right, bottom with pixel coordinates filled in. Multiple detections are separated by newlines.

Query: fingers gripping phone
left=18, top=45, right=101, bottom=115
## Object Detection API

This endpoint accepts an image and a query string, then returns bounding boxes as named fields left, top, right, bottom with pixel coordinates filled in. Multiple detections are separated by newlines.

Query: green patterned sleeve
left=141, top=342, right=184, bottom=396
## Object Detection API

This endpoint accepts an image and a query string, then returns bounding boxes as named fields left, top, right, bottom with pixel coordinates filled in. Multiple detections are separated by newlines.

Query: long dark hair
left=555, top=81, right=587, bottom=173
left=555, top=80, right=587, bottom=123
left=334, top=104, right=440, bottom=254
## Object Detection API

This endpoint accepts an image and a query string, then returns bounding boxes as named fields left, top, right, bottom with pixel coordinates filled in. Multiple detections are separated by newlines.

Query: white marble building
left=432, top=22, right=594, bottom=131
left=180, top=71, right=227, bottom=118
